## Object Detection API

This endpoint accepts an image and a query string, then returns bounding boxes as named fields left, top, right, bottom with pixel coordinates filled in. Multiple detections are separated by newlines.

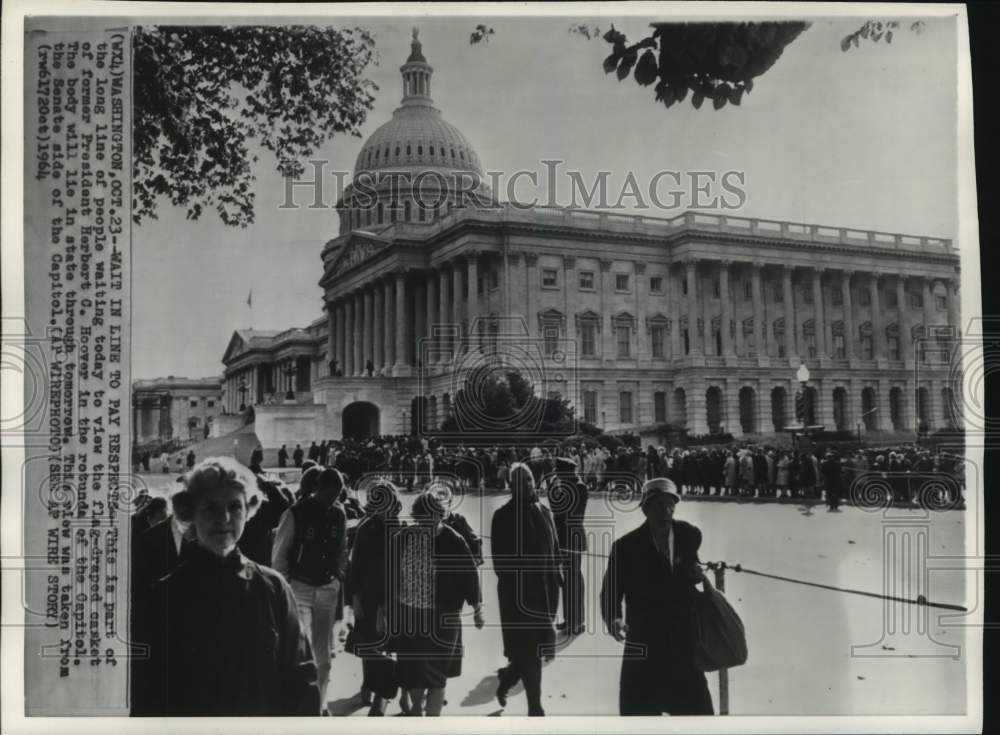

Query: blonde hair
left=173, top=456, right=264, bottom=522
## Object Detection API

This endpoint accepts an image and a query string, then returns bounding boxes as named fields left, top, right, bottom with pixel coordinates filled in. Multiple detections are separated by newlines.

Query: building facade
left=223, top=33, right=963, bottom=445
left=132, top=376, right=223, bottom=444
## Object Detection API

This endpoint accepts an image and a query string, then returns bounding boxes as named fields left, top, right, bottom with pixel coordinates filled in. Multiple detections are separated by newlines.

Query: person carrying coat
left=600, top=477, right=713, bottom=716
left=490, top=463, right=562, bottom=716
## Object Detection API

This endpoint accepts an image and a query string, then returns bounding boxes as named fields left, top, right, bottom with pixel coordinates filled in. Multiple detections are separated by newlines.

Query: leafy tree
left=600, top=22, right=809, bottom=110
left=840, top=19, right=926, bottom=51
left=132, top=25, right=377, bottom=227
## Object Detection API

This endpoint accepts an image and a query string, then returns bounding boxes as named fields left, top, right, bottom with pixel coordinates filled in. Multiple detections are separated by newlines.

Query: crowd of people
left=264, top=435, right=965, bottom=512
left=129, top=449, right=712, bottom=717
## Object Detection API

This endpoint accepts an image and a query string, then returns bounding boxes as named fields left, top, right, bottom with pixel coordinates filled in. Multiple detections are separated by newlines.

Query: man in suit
left=548, top=456, right=589, bottom=636
left=600, top=477, right=713, bottom=716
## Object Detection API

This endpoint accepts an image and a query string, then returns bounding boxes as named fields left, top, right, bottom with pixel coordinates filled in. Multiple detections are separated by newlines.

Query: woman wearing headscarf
left=490, top=463, right=562, bottom=716
left=390, top=492, right=484, bottom=716
left=131, top=457, right=320, bottom=716
left=348, top=480, right=405, bottom=716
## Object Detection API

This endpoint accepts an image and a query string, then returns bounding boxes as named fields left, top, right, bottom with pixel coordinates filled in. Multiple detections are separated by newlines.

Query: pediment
left=329, top=232, right=390, bottom=275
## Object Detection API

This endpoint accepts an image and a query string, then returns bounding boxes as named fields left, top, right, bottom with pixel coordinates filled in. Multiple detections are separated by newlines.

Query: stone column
left=337, top=301, right=346, bottom=376
left=686, top=259, right=702, bottom=355
left=635, top=261, right=647, bottom=362
left=947, top=277, right=960, bottom=336
left=782, top=265, right=796, bottom=362
left=382, top=279, right=394, bottom=371
left=413, top=279, right=426, bottom=366
left=363, top=287, right=374, bottom=374
left=438, top=267, right=450, bottom=362
left=720, top=260, right=734, bottom=357
left=467, top=253, right=479, bottom=351
left=353, top=292, right=363, bottom=376
left=344, top=295, right=355, bottom=376
left=668, top=266, right=681, bottom=359
left=394, top=272, right=411, bottom=376
left=701, top=264, right=713, bottom=356
left=897, top=277, right=913, bottom=365
left=373, top=283, right=384, bottom=372
left=426, top=270, right=438, bottom=363
left=876, top=379, right=889, bottom=431
left=452, top=260, right=464, bottom=360
left=841, top=270, right=855, bottom=360
left=903, top=377, right=916, bottom=431
left=526, top=254, right=539, bottom=340
left=326, top=302, right=336, bottom=375
left=922, top=277, right=935, bottom=332
left=601, top=259, right=615, bottom=360
left=870, top=274, right=884, bottom=362
left=813, top=268, right=827, bottom=359
left=751, top=262, right=764, bottom=358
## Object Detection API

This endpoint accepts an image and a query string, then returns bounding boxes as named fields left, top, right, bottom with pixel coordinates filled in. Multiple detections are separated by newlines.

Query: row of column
left=327, top=255, right=491, bottom=377
left=680, top=261, right=959, bottom=362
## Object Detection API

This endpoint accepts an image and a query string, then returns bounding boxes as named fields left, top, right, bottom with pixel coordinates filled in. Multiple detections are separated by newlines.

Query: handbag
left=690, top=575, right=748, bottom=672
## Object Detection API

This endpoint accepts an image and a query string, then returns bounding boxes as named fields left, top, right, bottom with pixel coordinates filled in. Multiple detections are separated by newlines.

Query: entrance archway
left=771, top=387, right=787, bottom=432
left=706, top=386, right=723, bottom=434
left=861, top=387, right=877, bottom=430
left=890, top=387, right=904, bottom=430
left=738, top=387, right=756, bottom=434
left=342, top=401, right=380, bottom=439
left=832, top=387, right=848, bottom=431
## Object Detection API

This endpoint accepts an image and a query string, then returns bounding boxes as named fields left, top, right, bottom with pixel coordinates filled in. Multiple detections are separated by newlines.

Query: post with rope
left=712, top=562, right=730, bottom=715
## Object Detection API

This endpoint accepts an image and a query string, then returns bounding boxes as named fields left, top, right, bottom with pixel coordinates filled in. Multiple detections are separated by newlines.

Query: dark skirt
left=391, top=604, right=463, bottom=689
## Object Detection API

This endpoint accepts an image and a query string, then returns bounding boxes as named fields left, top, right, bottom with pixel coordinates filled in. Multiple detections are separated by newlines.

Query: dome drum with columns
left=223, top=33, right=963, bottom=446
left=336, top=29, right=491, bottom=235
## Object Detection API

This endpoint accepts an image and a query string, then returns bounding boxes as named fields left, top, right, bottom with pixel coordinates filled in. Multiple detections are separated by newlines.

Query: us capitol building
left=217, top=33, right=962, bottom=447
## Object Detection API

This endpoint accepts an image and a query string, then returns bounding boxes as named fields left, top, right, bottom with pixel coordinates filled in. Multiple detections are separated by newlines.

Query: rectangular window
left=831, top=289, right=843, bottom=306
left=805, top=333, right=817, bottom=359
left=803, top=287, right=814, bottom=304
left=651, top=326, right=665, bottom=358
left=886, top=290, right=898, bottom=307
left=581, top=323, right=596, bottom=356
left=583, top=391, right=598, bottom=424
left=888, top=336, right=900, bottom=361
left=833, top=333, right=846, bottom=359
left=936, top=295, right=947, bottom=310
left=683, top=329, right=690, bottom=355
left=579, top=271, right=595, bottom=290
left=859, top=289, right=871, bottom=306
left=774, top=285, right=783, bottom=303
left=911, top=292, right=923, bottom=308
left=189, top=399, right=198, bottom=408
left=650, top=276, right=663, bottom=294
left=861, top=335, right=873, bottom=360
left=542, top=269, right=558, bottom=288
left=477, top=275, right=484, bottom=294
left=619, top=391, right=633, bottom=424
left=744, top=281, right=752, bottom=301
left=616, top=325, right=631, bottom=358
left=654, top=392, right=667, bottom=423
left=682, top=279, right=689, bottom=296
left=777, top=342, right=786, bottom=358
left=207, top=400, right=215, bottom=408
left=543, top=327, right=559, bottom=356
left=615, top=274, right=630, bottom=291
left=713, top=280, right=721, bottom=298
left=488, top=269, right=499, bottom=289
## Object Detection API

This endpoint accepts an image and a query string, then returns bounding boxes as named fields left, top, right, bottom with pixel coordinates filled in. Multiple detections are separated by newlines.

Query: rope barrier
left=473, top=535, right=966, bottom=612
left=702, top=560, right=967, bottom=612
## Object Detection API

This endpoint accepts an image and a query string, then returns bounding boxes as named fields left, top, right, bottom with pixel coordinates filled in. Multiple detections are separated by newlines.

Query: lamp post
left=283, top=360, right=296, bottom=401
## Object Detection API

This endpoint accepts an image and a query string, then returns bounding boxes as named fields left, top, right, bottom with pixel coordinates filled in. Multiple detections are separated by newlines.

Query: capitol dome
left=338, top=29, right=490, bottom=234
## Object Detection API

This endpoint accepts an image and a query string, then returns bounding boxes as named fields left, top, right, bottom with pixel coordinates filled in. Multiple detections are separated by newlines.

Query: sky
left=130, top=13, right=960, bottom=380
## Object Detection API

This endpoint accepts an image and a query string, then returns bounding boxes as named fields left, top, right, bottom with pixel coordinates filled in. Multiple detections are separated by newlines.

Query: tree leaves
left=469, top=24, right=495, bottom=44
left=132, top=25, right=377, bottom=227
left=602, top=21, right=809, bottom=111
left=840, top=19, right=921, bottom=53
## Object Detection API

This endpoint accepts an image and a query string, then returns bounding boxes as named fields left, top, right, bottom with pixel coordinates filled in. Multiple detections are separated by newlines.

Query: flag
left=246, top=290, right=252, bottom=308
